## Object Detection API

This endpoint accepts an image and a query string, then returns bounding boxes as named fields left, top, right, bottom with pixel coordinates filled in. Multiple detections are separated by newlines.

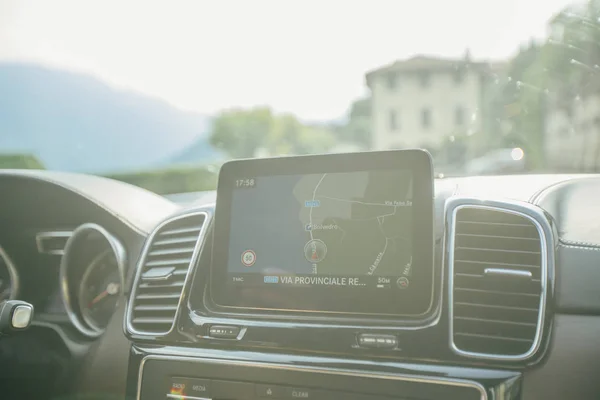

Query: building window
left=421, top=108, right=432, bottom=129
left=419, top=71, right=431, bottom=88
left=386, top=73, right=397, bottom=90
left=389, top=110, right=398, bottom=132
left=455, top=106, right=465, bottom=126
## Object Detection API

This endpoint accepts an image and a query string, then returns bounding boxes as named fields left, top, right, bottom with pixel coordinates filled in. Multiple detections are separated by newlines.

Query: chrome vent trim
left=36, top=231, right=73, bottom=255
left=447, top=197, right=551, bottom=361
left=126, top=211, right=209, bottom=337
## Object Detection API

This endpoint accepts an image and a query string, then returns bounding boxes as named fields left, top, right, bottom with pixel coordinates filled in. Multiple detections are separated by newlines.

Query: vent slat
left=454, top=332, right=533, bottom=343
left=456, top=234, right=540, bottom=253
left=452, top=206, right=544, bottom=358
left=455, top=301, right=538, bottom=312
left=148, top=247, right=195, bottom=257
left=455, top=287, right=540, bottom=298
left=456, top=222, right=536, bottom=238
left=138, top=281, right=185, bottom=290
left=135, top=293, right=181, bottom=300
left=132, top=317, right=176, bottom=324
left=456, top=246, right=540, bottom=255
left=158, top=226, right=201, bottom=237
left=455, top=259, right=540, bottom=269
left=129, top=213, right=205, bottom=335
left=144, top=258, right=193, bottom=268
left=454, top=275, right=541, bottom=293
left=455, top=317, right=536, bottom=340
left=455, top=248, right=540, bottom=267
left=152, top=236, right=199, bottom=246
left=455, top=316, right=537, bottom=327
left=134, top=304, right=178, bottom=312
left=455, top=288, right=540, bottom=309
left=455, top=302, right=539, bottom=324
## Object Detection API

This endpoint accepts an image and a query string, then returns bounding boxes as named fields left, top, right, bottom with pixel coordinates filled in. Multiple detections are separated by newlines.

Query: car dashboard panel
left=0, top=164, right=599, bottom=400
left=123, top=154, right=599, bottom=400
left=0, top=170, right=177, bottom=399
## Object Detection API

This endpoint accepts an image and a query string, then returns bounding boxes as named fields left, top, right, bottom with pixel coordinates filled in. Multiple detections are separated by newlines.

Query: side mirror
left=0, top=300, right=34, bottom=335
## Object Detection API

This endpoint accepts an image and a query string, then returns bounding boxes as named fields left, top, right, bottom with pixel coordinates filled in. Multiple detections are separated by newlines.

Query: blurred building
left=366, top=54, right=505, bottom=152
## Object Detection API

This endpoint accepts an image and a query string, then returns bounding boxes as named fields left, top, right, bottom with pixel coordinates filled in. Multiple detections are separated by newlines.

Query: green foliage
left=105, top=164, right=218, bottom=194
left=349, top=97, right=371, bottom=119
left=491, top=0, right=600, bottom=170
left=209, top=107, right=337, bottom=157
left=0, top=153, right=45, bottom=169
left=295, top=126, right=337, bottom=154
left=335, top=97, right=371, bottom=148
left=209, top=107, right=275, bottom=158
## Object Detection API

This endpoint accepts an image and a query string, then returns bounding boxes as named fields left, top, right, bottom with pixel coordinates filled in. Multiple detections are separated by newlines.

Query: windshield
left=1, top=0, right=596, bottom=194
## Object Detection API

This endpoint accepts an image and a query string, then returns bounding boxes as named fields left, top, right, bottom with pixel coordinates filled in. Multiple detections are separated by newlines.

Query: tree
left=295, top=126, right=337, bottom=154
left=268, top=113, right=304, bottom=155
left=0, top=154, right=45, bottom=169
left=501, top=0, right=600, bottom=170
left=339, top=97, right=371, bottom=148
left=209, top=107, right=274, bottom=158
left=208, top=107, right=337, bottom=158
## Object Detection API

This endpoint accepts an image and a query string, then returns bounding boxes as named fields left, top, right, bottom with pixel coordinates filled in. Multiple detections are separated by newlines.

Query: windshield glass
left=0, top=0, right=596, bottom=194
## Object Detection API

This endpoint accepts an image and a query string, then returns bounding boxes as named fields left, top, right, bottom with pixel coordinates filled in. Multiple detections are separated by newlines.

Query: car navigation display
left=228, top=170, right=413, bottom=287
left=209, top=150, right=435, bottom=319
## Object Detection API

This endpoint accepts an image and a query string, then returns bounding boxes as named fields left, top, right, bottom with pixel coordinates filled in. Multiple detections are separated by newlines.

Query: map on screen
left=227, top=170, right=413, bottom=280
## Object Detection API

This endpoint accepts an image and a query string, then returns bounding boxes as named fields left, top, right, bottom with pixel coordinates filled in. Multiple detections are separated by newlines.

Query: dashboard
left=0, top=156, right=599, bottom=400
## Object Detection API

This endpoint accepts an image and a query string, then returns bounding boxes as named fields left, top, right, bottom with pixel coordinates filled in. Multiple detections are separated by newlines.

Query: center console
left=125, top=150, right=554, bottom=400
left=136, top=351, right=516, bottom=400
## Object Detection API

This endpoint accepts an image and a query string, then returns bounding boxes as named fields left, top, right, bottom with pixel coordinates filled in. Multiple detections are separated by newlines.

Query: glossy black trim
left=209, top=150, right=436, bottom=323
left=126, top=195, right=553, bottom=369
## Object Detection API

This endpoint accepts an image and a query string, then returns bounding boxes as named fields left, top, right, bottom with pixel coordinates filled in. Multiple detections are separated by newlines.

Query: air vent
left=128, top=212, right=206, bottom=335
left=36, top=231, right=72, bottom=255
left=449, top=204, right=548, bottom=360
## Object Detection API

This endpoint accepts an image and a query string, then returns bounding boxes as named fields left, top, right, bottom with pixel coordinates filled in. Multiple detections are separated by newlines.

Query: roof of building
left=365, top=54, right=507, bottom=87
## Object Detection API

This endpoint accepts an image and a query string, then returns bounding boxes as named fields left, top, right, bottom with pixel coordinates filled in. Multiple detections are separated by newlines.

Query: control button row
left=169, top=377, right=211, bottom=399
left=208, top=324, right=241, bottom=339
left=257, top=384, right=314, bottom=399
left=168, top=378, right=314, bottom=400
left=357, top=334, right=398, bottom=349
left=168, top=378, right=406, bottom=400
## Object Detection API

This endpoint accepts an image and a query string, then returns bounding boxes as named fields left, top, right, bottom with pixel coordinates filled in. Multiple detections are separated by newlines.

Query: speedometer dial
left=78, top=250, right=122, bottom=332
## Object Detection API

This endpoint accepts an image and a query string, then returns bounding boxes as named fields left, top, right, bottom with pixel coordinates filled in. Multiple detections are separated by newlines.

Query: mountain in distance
left=165, top=133, right=226, bottom=167
left=0, top=63, right=217, bottom=173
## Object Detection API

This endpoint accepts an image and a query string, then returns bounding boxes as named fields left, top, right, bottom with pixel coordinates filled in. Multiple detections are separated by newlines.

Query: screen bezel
left=209, top=150, right=435, bottom=320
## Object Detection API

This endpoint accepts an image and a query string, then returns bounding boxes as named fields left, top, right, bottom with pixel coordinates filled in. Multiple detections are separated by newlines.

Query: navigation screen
left=208, top=150, right=435, bottom=319
left=227, top=170, right=413, bottom=290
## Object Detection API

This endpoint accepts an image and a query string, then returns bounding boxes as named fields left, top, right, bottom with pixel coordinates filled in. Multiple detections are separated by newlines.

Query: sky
left=0, top=0, right=574, bottom=121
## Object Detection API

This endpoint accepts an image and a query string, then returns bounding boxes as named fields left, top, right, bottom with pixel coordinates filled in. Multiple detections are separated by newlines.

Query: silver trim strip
left=484, top=268, right=532, bottom=279
left=59, top=223, right=126, bottom=338
left=137, top=355, right=488, bottom=400
left=166, top=395, right=209, bottom=400
left=126, top=211, right=210, bottom=337
left=0, top=246, right=19, bottom=301
left=35, top=231, right=73, bottom=255
left=447, top=198, right=551, bottom=361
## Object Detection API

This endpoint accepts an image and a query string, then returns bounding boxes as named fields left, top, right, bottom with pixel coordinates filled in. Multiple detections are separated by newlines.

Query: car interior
left=0, top=149, right=600, bottom=400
